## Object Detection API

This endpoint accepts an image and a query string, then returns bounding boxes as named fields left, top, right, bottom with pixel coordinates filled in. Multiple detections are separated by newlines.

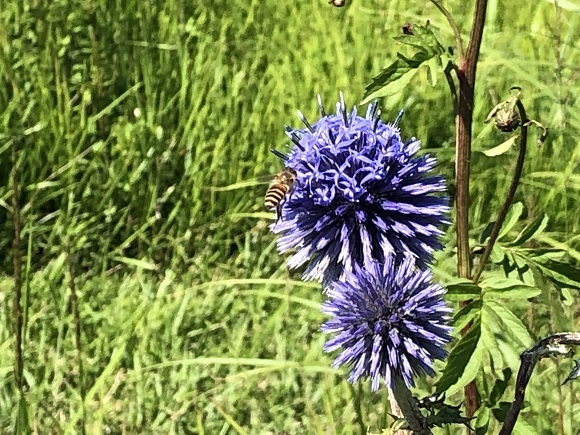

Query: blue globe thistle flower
left=321, top=254, right=452, bottom=391
left=271, top=94, right=450, bottom=284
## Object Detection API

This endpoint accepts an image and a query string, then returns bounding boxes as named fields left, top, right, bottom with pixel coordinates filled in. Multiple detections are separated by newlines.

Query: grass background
left=0, top=0, right=579, bottom=433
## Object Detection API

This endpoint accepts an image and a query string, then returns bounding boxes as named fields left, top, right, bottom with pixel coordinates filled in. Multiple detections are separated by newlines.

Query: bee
left=329, top=0, right=346, bottom=7
left=264, top=168, right=297, bottom=221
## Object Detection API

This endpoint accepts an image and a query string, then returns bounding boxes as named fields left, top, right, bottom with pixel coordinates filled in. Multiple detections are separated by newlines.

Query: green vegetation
left=0, top=0, right=579, bottom=433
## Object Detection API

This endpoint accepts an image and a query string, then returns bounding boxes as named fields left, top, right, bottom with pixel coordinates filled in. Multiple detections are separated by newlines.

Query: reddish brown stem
left=455, top=0, right=489, bottom=422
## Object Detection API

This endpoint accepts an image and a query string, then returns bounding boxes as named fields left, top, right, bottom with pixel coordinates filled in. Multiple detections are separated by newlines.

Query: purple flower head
left=272, top=94, right=450, bottom=284
left=322, top=254, right=452, bottom=391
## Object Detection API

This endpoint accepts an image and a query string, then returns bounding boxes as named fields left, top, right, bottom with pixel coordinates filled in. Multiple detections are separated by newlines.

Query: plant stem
left=472, top=101, right=528, bottom=283
left=11, top=136, right=27, bottom=432
left=455, top=0, right=488, bottom=421
left=430, top=0, right=465, bottom=64
left=499, top=333, right=580, bottom=435
left=391, top=375, right=432, bottom=435
left=65, top=239, right=86, bottom=435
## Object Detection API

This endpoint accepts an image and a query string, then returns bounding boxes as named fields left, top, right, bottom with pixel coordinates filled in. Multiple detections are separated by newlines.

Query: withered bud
left=485, top=100, right=520, bottom=132
left=494, top=103, right=520, bottom=132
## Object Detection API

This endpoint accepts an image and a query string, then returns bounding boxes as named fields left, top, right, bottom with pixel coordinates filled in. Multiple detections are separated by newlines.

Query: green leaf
left=481, top=277, right=541, bottom=299
left=498, top=202, right=524, bottom=241
left=427, top=56, right=439, bottom=87
left=361, top=22, right=448, bottom=104
left=453, top=299, right=483, bottom=332
left=540, top=0, right=580, bottom=12
left=483, top=135, right=519, bottom=157
left=498, top=339, right=523, bottom=372
left=489, top=368, right=512, bottom=407
left=485, top=301, right=532, bottom=347
left=491, top=401, right=511, bottom=423
left=436, top=320, right=483, bottom=394
left=480, top=307, right=505, bottom=373
left=508, top=214, right=549, bottom=246
left=474, top=406, right=490, bottom=435
left=531, top=257, right=580, bottom=290
left=490, top=244, right=507, bottom=264
left=445, top=279, right=482, bottom=301
left=392, top=23, right=446, bottom=56
left=513, top=419, right=540, bottom=435
left=479, top=221, right=495, bottom=244
left=361, top=53, right=426, bottom=103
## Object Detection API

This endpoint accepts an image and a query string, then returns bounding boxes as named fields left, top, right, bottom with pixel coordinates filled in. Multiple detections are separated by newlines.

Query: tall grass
left=0, top=0, right=578, bottom=432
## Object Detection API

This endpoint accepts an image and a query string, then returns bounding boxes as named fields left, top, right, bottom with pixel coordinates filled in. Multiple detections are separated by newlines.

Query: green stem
left=11, top=136, right=28, bottom=433
left=65, top=239, right=86, bottom=435
left=472, top=100, right=528, bottom=283
left=430, top=0, right=465, bottom=64
left=391, top=375, right=431, bottom=434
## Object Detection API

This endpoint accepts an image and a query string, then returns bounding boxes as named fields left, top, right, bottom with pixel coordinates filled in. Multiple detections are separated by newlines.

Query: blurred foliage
left=0, top=0, right=579, bottom=433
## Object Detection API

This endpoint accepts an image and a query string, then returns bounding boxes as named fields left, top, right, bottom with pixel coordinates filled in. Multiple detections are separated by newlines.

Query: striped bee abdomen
left=264, top=168, right=296, bottom=216
left=264, top=184, right=289, bottom=210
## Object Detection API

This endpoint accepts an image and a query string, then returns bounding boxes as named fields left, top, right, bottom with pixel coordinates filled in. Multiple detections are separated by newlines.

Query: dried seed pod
left=493, top=103, right=521, bottom=132
left=485, top=87, right=522, bottom=132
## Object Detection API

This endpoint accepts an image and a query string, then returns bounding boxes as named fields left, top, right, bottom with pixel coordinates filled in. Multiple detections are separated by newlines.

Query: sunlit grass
left=0, top=0, right=578, bottom=432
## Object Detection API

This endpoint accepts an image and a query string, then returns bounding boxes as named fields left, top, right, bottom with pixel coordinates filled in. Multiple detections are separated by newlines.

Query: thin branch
left=472, top=99, right=528, bottom=283
left=455, top=0, right=488, bottom=421
left=499, top=333, right=580, bottom=435
left=443, top=62, right=459, bottom=115
left=429, top=0, right=465, bottom=64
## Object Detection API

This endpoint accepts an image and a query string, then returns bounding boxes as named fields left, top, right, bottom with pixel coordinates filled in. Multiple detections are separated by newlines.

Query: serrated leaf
left=483, top=135, right=519, bottom=157
left=491, top=401, right=511, bottom=423
left=453, top=299, right=482, bottom=332
left=445, top=279, right=482, bottom=301
left=361, top=52, right=428, bottom=103
left=498, top=338, right=523, bottom=371
left=531, top=258, right=580, bottom=290
left=436, top=320, right=482, bottom=394
left=481, top=277, right=541, bottom=299
left=485, top=301, right=532, bottom=347
left=426, top=404, right=473, bottom=429
left=489, top=368, right=512, bottom=407
left=427, top=56, right=439, bottom=87
left=490, top=244, right=507, bottom=264
left=508, top=214, right=549, bottom=246
left=474, top=406, right=490, bottom=435
left=480, top=306, right=505, bottom=375
left=479, top=221, right=495, bottom=244
left=498, top=202, right=524, bottom=241
left=513, top=418, right=540, bottom=435
left=392, top=23, right=446, bottom=55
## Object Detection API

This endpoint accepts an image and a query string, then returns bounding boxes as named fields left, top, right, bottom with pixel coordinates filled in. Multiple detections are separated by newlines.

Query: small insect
left=264, top=168, right=297, bottom=221
left=328, top=0, right=346, bottom=7
left=402, top=23, right=414, bottom=35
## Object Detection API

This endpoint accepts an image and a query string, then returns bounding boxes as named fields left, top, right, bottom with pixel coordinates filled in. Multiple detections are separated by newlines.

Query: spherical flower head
left=322, top=254, right=452, bottom=391
left=272, top=94, right=450, bottom=284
